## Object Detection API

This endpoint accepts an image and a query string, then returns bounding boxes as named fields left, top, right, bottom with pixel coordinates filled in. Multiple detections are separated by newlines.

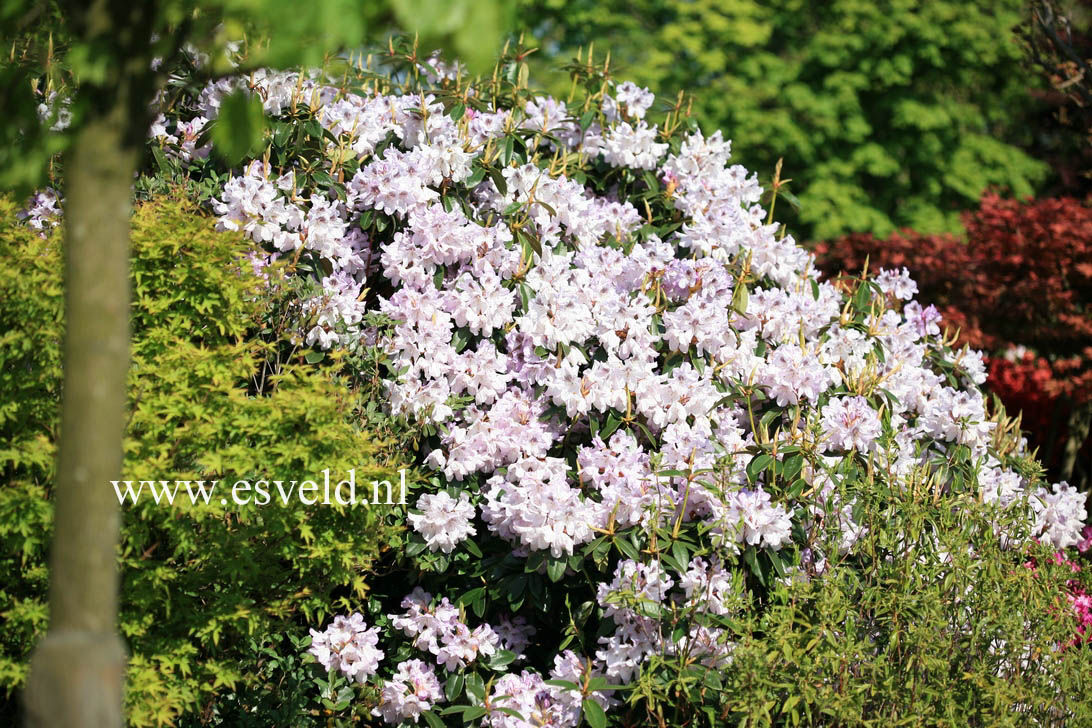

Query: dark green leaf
left=465, top=673, right=486, bottom=702
left=583, top=698, right=608, bottom=728
left=746, top=453, right=774, bottom=483
left=444, top=674, right=465, bottom=702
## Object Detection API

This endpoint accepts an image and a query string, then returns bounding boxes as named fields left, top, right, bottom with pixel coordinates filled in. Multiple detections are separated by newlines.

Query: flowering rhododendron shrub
left=18, top=42, right=1092, bottom=726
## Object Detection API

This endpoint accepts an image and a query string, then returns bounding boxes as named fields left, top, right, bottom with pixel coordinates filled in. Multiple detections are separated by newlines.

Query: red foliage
left=964, top=195, right=1092, bottom=376
left=988, top=353, right=1056, bottom=437
left=815, top=194, right=1092, bottom=482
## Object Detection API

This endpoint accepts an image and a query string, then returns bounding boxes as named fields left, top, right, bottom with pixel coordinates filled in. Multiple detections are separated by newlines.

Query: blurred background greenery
left=518, top=0, right=1071, bottom=241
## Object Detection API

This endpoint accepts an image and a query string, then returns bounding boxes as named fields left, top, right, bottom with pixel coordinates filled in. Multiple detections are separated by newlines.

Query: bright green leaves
left=0, top=197, right=414, bottom=724
left=746, top=452, right=775, bottom=484
left=211, top=90, right=268, bottom=166
left=582, top=697, right=608, bottom=728
left=390, top=0, right=514, bottom=73
left=188, top=0, right=515, bottom=73
left=226, top=0, right=367, bottom=69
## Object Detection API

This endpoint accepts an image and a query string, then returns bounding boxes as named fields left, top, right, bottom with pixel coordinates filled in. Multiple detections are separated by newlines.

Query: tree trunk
left=23, top=102, right=137, bottom=728
left=1060, top=400, right=1092, bottom=490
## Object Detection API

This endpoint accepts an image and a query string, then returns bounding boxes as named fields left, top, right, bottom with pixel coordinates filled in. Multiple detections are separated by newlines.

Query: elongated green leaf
left=746, top=453, right=774, bottom=483
left=583, top=698, right=607, bottom=728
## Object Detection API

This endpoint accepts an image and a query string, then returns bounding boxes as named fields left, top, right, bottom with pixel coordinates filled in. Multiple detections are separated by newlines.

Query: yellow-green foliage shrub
left=0, top=195, right=409, bottom=725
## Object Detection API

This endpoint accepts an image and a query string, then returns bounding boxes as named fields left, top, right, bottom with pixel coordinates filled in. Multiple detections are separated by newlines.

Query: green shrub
left=659, top=490, right=1092, bottom=727
left=0, top=195, right=410, bottom=725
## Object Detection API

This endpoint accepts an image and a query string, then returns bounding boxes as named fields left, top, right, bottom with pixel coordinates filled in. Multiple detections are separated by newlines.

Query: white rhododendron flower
left=308, top=613, right=383, bottom=684
left=408, top=491, right=477, bottom=553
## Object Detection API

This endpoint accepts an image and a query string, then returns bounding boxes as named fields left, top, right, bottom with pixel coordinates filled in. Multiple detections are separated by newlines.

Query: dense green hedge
left=0, top=196, right=409, bottom=725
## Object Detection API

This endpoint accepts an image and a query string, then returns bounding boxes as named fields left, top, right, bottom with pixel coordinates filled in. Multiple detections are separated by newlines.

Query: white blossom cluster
left=390, top=587, right=500, bottom=672
left=308, top=612, right=384, bottom=684
left=594, top=559, right=734, bottom=682
left=408, top=491, right=476, bottom=554
left=16, top=187, right=62, bottom=234
left=484, top=651, right=614, bottom=728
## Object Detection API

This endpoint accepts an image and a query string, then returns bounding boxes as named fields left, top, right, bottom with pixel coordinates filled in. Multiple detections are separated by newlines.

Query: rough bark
left=23, top=104, right=138, bottom=728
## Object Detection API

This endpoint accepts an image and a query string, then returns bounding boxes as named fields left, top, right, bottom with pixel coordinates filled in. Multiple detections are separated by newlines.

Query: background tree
left=0, top=2, right=510, bottom=726
left=518, top=0, right=1049, bottom=240
left=1019, top=0, right=1092, bottom=198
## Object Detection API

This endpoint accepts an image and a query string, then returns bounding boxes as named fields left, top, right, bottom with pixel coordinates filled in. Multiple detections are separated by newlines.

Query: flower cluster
left=409, top=491, right=477, bottom=554
left=150, top=113, right=211, bottom=163
left=391, top=588, right=500, bottom=671
left=484, top=651, right=614, bottom=728
left=373, top=659, right=444, bottom=724
left=815, top=194, right=1092, bottom=487
left=1071, top=528, right=1092, bottom=644
left=16, top=188, right=62, bottom=235
left=308, top=613, right=384, bottom=684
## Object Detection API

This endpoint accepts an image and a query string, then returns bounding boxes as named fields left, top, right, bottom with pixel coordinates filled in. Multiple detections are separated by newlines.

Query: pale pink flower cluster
left=212, top=161, right=303, bottom=250
left=391, top=588, right=500, bottom=671
left=591, top=557, right=734, bottom=681
left=1033, top=482, right=1089, bottom=549
left=16, top=188, right=62, bottom=234
left=601, top=121, right=668, bottom=170
left=594, top=560, right=672, bottom=682
left=36, top=90, right=71, bottom=131
left=492, top=615, right=537, bottom=663
left=485, top=671, right=576, bottom=728
left=577, top=431, right=662, bottom=529
left=605, top=80, right=656, bottom=120
left=408, top=491, right=477, bottom=553
left=308, top=613, right=384, bottom=684
left=211, top=162, right=374, bottom=349
left=482, top=456, right=597, bottom=557
left=718, top=488, right=794, bottom=550
left=485, top=651, right=614, bottom=728
left=678, top=557, right=739, bottom=616
left=150, top=113, right=210, bottom=162
left=820, top=396, right=884, bottom=453
left=874, top=267, right=919, bottom=301
left=373, top=659, right=444, bottom=724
